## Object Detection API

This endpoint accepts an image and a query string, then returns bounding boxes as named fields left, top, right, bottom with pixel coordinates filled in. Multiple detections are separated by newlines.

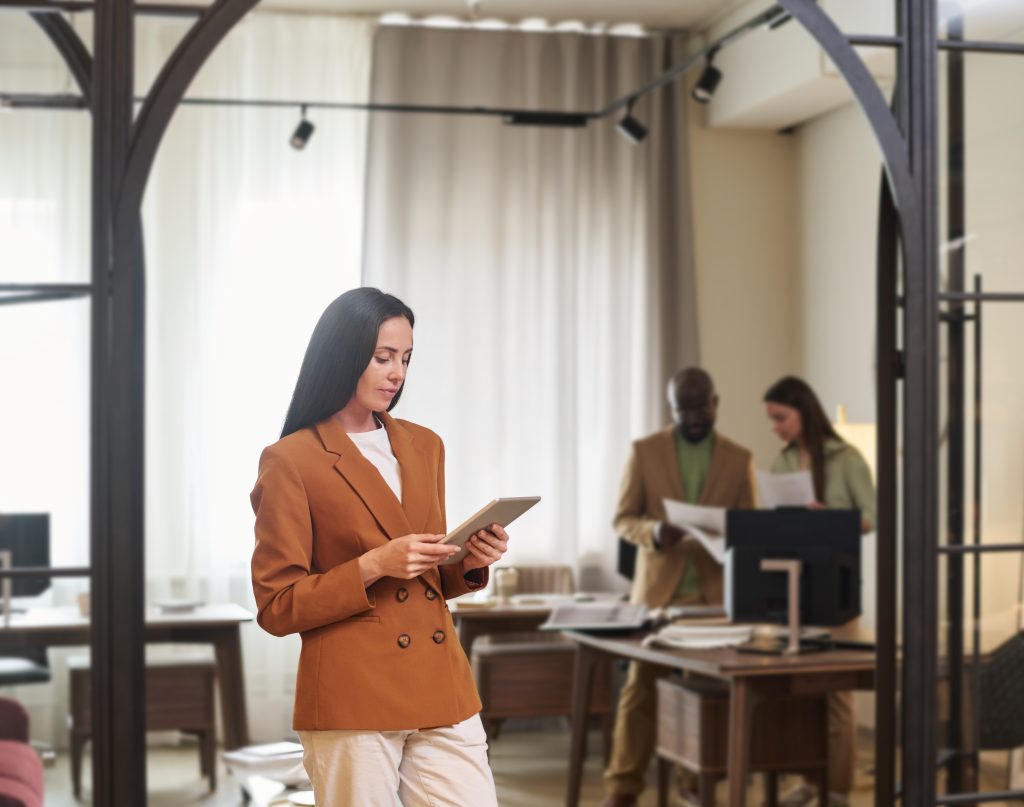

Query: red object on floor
left=0, top=696, right=44, bottom=807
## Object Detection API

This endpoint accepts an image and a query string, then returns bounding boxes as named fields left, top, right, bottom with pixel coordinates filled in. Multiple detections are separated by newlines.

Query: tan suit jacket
left=250, top=412, right=484, bottom=731
left=614, top=427, right=754, bottom=608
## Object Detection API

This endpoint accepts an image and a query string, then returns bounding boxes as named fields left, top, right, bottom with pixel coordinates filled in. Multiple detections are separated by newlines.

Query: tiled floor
left=40, top=728, right=1016, bottom=806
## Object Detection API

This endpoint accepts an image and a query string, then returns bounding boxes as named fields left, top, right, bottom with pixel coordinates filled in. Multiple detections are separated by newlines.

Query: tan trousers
left=604, top=664, right=857, bottom=797
left=604, top=660, right=671, bottom=797
left=298, top=714, right=497, bottom=807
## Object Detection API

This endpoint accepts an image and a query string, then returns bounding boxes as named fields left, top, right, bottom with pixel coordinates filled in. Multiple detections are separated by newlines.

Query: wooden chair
left=470, top=566, right=614, bottom=754
left=68, top=654, right=217, bottom=798
left=655, top=676, right=829, bottom=807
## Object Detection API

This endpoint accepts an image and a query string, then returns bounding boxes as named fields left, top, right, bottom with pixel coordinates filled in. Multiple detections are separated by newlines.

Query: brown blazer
left=250, top=411, right=485, bottom=731
left=614, top=428, right=754, bottom=608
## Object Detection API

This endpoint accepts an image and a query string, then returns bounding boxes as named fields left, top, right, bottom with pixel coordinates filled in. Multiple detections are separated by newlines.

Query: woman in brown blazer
left=251, top=288, right=508, bottom=807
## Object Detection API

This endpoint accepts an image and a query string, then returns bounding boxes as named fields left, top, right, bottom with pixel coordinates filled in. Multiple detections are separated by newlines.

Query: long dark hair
left=280, top=288, right=415, bottom=438
left=763, top=376, right=841, bottom=502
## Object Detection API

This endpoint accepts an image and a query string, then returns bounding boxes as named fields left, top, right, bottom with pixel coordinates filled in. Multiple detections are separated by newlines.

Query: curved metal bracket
left=778, top=0, right=915, bottom=219
left=29, top=11, right=92, bottom=103
left=116, top=0, right=260, bottom=225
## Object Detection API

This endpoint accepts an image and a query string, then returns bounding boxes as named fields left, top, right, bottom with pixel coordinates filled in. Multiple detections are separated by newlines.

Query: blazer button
left=432, top=630, right=446, bottom=644
left=425, top=588, right=438, bottom=601
left=396, top=587, right=409, bottom=603
left=397, top=633, right=411, bottom=649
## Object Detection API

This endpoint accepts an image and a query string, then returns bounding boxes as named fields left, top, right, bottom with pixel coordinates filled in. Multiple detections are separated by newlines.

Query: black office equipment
left=0, top=514, right=51, bottom=597
left=725, top=509, right=861, bottom=629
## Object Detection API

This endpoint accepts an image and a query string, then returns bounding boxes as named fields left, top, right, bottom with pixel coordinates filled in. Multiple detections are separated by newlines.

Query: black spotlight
left=616, top=100, right=648, bottom=145
left=290, top=105, right=314, bottom=150
left=691, top=50, right=723, bottom=104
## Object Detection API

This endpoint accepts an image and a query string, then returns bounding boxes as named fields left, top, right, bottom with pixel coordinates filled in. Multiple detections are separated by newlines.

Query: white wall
left=688, top=94, right=800, bottom=469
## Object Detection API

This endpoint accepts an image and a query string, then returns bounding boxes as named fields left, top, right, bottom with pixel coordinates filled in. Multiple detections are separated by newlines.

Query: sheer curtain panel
left=362, top=26, right=699, bottom=587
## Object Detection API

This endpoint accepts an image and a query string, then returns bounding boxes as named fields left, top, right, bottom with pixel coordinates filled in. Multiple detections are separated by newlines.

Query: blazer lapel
left=378, top=412, right=432, bottom=534
left=699, top=431, right=728, bottom=506
left=315, top=417, right=412, bottom=542
left=378, top=413, right=444, bottom=597
left=657, top=427, right=686, bottom=504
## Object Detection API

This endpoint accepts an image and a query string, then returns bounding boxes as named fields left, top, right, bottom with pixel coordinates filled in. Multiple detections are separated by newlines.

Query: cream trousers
left=297, top=714, right=497, bottom=807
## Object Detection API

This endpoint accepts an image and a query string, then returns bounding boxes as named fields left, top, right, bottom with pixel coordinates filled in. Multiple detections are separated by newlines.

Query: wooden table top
left=564, top=629, right=877, bottom=680
left=0, top=603, right=254, bottom=633
left=449, top=593, right=620, bottom=619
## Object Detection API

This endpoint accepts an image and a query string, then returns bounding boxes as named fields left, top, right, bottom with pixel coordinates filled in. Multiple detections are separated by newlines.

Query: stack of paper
left=643, top=621, right=753, bottom=650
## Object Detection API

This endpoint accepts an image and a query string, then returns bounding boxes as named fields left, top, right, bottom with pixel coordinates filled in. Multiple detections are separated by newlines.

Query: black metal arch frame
left=6, top=0, right=1021, bottom=804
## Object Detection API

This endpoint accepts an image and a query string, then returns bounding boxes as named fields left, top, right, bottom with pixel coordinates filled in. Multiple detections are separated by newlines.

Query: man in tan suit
left=603, top=368, right=755, bottom=807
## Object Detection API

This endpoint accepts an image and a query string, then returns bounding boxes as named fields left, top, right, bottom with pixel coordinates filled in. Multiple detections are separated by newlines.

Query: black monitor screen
left=0, top=513, right=51, bottom=597
left=725, top=509, right=861, bottom=627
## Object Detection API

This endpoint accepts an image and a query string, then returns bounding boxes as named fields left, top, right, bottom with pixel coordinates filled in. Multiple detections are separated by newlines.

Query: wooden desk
left=563, top=630, right=875, bottom=807
left=0, top=603, right=253, bottom=749
left=449, top=594, right=621, bottom=653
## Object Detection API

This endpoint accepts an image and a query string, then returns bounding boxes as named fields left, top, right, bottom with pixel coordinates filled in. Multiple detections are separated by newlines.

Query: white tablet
left=439, top=496, right=541, bottom=566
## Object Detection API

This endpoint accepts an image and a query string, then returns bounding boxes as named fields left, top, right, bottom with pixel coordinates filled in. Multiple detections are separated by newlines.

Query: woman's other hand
left=462, top=523, right=509, bottom=572
left=359, top=533, right=459, bottom=586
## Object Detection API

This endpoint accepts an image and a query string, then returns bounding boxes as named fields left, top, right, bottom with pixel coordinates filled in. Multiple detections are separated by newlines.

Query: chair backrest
left=512, top=565, right=575, bottom=595
left=978, top=629, right=1024, bottom=750
left=0, top=695, right=30, bottom=743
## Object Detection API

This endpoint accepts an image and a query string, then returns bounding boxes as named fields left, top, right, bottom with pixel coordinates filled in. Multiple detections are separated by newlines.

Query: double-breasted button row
left=396, top=587, right=409, bottom=602
left=396, top=631, right=446, bottom=649
left=425, top=588, right=438, bottom=601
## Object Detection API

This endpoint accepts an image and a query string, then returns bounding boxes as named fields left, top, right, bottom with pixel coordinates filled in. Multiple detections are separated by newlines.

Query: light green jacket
left=771, top=438, right=876, bottom=530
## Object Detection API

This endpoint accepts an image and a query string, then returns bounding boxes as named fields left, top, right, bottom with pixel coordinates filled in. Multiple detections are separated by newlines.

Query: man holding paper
left=603, top=368, right=755, bottom=807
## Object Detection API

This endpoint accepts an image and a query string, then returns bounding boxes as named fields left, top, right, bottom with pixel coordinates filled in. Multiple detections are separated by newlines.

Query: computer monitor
left=0, top=513, right=51, bottom=597
left=725, top=508, right=861, bottom=628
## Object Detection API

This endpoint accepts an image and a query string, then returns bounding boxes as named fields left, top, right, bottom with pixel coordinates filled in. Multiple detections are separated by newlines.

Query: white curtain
left=140, top=12, right=374, bottom=743
left=0, top=11, right=374, bottom=744
left=362, top=26, right=699, bottom=589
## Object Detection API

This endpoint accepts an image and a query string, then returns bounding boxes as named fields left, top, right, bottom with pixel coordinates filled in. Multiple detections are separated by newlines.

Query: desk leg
left=214, top=627, right=250, bottom=749
left=566, top=644, right=601, bottom=807
left=727, top=679, right=756, bottom=807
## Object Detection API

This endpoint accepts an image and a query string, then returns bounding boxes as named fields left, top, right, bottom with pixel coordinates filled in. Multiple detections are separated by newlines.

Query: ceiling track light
left=290, top=104, right=315, bottom=150
left=616, top=98, right=648, bottom=145
left=691, top=47, right=723, bottom=104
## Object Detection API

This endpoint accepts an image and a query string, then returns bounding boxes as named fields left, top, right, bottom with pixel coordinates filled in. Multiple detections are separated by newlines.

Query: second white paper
left=755, top=469, right=815, bottom=508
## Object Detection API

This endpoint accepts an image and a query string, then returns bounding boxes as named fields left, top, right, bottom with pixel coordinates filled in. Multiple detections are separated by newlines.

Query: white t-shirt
left=348, top=423, right=402, bottom=502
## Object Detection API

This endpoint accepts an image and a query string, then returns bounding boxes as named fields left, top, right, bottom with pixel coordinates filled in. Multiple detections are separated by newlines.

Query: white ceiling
left=234, top=0, right=753, bottom=29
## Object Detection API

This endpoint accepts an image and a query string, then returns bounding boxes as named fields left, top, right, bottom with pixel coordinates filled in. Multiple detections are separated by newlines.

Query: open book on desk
left=539, top=602, right=649, bottom=631
left=661, top=499, right=726, bottom=564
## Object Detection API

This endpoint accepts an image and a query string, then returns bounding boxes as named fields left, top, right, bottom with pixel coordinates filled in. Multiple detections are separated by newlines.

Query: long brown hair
left=281, top=288, right=414, bottom=438
left=763, top=376, right=841, bottom=501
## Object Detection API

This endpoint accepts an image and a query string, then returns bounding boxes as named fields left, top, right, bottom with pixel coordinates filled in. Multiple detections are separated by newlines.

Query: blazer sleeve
left=250, top=446, right=374, bottom=637
left=613, top=442, right=658, bottom=549
left=843, top=448, right=877, bottom=531
left=434, top=439, right=489, bottom=598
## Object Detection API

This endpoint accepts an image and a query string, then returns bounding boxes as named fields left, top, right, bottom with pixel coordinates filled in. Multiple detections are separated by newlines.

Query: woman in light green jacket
left=764, top=376, right=875, bottom=533
left=763, top=376, right=876, bottom=805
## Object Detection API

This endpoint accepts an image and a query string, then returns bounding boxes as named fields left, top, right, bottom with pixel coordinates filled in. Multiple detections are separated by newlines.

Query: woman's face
left=354, top=316, right=413, bottom=413
left=766, top=401, right=802, bottom=444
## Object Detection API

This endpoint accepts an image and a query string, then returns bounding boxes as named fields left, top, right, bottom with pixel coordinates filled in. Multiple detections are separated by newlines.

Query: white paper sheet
left=662, top=498, right=727, bottom=564
left=755, top=469, right=816, bottom=508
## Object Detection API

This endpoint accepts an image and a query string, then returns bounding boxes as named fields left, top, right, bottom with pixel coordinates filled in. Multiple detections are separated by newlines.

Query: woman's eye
left=402, top=358, right=411, bottom=366
left=375, top=356, right=390, bottom=364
